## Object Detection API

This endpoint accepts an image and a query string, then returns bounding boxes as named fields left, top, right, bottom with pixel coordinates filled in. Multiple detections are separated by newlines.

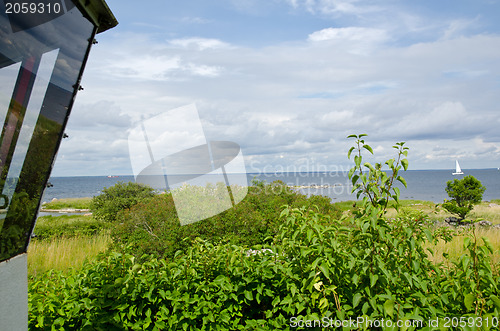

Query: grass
left=34, top=214, right=108, bottom=240
left=41, top=197, right=92, bottom=210
left=28, top=233, right=111, bottom=278
left=426, top=227, right=500, bottom=268
left=36, top=214, right=95, bottom=226
left=334, top=199, right=500, bottom=225
left=333, top=199, right=500, bottom=268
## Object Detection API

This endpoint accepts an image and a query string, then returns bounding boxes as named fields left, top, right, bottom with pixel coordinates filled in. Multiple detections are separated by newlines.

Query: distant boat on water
left=452, top=160, right=464, bottom=175
left=107, top=175, right=119, bottom=178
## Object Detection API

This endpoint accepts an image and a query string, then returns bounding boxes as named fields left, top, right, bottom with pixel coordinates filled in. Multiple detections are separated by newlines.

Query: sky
left=51, top=0, right=500, bottom=176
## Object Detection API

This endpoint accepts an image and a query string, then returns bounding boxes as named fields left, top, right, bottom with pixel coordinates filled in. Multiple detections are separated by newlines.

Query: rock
left=493, top=224, right=500, bottom=230
left=445, top=217, right=460, bottom=225
left=51, top=198, right=58, bottom=202
left=84, top=213, right=92, bottom=217
left=489, top=203, right=500, bottom=208
left=477, top=220, right=492, bottom=227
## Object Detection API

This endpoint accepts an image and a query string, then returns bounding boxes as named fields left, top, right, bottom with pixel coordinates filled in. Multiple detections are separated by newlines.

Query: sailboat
left=452, top=160, right=464, bottom=175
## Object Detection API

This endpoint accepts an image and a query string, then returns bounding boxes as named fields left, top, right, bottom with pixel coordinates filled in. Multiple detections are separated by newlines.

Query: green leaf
left=396, top=175, right=407, bottom=188
left=362, top=144, right=374, bottom=154
left=347, top=134, right=358, bottom=139
left=352, top=274, right=359, bottom=285
left=354, top=155, right=362, bottom=167
left=348, top=146, right=355, bottom=159
left=363, top=162, right=375, bottom=172
left=464, top=293, right=475, bottom=311
left=384, top=299, right=395, bottom=317
left=490, top=295, right=500, bottom=310
left=370, top=274, right=378, bottom=288
left=353, top=293, right=362, bottom=308
left=351, top=174, right=360, bottom=186
left=401, top=158, right=409, bottom=171
left=244, top=290, right=254, bottom=301
left=319, top=263, right=331, bottom=281
left=393, top=186, right=400, bottom=199
left=272, top=296, right=281, bottom=307
left=319, top=297, right=329, bottom=309
left=423, top=229, right=433, bottom=242
left=482, top=237, right=494, bottom=254
left=359, top=133, right=368, bottom=138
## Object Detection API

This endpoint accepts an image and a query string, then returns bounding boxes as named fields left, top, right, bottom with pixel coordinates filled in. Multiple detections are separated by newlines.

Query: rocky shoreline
left=434, top=216, right=500, bottom=229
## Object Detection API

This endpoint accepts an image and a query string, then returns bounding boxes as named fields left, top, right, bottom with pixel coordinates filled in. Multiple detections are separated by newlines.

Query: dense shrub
left=110, top=180, right=342, bottom=260
left=90, top=182, right=156, bottom=223
left=28, top=205, right=500, bottom=330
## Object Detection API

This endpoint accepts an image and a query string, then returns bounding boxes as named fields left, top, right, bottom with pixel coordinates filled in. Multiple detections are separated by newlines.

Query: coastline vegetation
left=27, top=135, right=500, bottom=330
left=29, top=199, right=500, bottom=277
left=41, top=197, right=92, bottom=210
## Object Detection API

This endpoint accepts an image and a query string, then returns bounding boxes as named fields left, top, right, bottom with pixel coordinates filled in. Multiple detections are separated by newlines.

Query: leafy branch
left=347, top=134, right=409, bottom=216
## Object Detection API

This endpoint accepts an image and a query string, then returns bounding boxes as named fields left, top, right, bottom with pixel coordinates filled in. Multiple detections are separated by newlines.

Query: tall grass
left=426, top=227, right=500, bottom=268
left=28, top=234, right=110, bottom=277
left=468, top=202, right=500, bottom=224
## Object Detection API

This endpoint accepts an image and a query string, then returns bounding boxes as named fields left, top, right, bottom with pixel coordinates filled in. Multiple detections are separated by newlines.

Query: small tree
left=442, top=175, right=485, bottom=220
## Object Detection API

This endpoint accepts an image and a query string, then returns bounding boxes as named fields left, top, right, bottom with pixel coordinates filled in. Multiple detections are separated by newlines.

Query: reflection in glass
left=0, top=1, right=96, bottom=261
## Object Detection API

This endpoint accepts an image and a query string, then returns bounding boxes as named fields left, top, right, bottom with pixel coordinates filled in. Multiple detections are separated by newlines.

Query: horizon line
left=50, top=167, right=500, bottom=177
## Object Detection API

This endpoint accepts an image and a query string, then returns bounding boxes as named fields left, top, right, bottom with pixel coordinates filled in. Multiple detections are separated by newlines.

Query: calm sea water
left=42, top=169, right=500, bottom=204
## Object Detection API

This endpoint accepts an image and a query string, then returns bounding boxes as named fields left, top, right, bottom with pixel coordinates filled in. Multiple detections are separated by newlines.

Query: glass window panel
left=0, top=1, right=96, bottom=261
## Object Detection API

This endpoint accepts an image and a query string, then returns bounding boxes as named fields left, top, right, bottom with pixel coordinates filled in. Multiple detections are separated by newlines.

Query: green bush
left=442, top=175, right=486, bottom=220
left=110, top=180, right=342, bottom=260
left=90, top=182, right=156, bottom=223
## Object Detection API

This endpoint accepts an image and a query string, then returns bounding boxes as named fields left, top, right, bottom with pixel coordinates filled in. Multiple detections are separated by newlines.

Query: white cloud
left=107, top=55, right=182, bottom=81
left=287, top=0, right=379, bottom=16
left=307, top=27, right=389, bottom=55
left=308, top=27, right=387, bottom=42
left=169, top=37, right=231, bottom=50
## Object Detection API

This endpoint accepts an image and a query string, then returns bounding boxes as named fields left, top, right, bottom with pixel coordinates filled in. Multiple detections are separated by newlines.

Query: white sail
left=452, top=160, right=464, bottom=175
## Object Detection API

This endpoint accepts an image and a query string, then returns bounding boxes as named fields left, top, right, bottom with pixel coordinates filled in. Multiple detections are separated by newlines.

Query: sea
left=41, top=169, right=500, bottom=204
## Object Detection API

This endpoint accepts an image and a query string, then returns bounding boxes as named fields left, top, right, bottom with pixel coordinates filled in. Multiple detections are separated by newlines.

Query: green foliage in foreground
left=111, top=180, right=341, bottom=260
left=442, top=175, right=486, bottom=220
left=90, top=182, right=156, bottom=223
left=28, top=205, right=500, bottom=330
left=28, top=135, right=500, bottom=330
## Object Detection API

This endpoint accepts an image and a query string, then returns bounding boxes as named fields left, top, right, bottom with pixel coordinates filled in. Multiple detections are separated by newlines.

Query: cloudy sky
left=51, top=0, right=500, bottom=176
